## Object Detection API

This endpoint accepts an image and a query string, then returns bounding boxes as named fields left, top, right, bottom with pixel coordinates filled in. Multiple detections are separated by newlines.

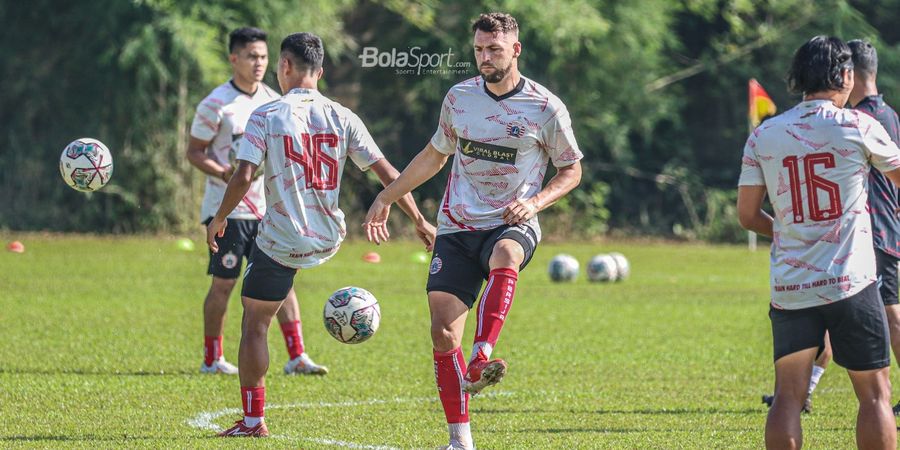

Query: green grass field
left=0, top=234, right=889, bottom=448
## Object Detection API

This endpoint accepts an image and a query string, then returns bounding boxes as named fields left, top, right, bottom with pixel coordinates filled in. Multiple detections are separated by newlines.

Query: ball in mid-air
left=59, top=138, right=113, bottom=192
left=323, top=286, right=381, bottom=344
left=548, top=254, right=580, bottom=282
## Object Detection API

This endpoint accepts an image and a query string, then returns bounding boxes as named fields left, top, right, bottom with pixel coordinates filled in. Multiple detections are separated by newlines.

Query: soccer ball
left=548, top=254, right=579, bottom=282
left=323, top=286, right=381, bottom=344
left=587, top=254, right=618, bottom=282
left=609, top=252, right=630, bottom=281
left=59, top=138, right=113, bottom=192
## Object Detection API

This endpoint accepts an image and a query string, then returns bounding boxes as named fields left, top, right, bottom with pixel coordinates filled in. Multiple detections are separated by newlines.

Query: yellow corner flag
left=749, top=78, right=777, bottom=128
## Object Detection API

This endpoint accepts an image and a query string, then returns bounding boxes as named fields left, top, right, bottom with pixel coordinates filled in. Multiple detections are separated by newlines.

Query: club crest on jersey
left=506, top=121, right=525, bottom=138
left=222, top=251, right=239, bottom=269
left=430, top=256, right=443, bottom=275
left=458, top=138, right=517, bottom=165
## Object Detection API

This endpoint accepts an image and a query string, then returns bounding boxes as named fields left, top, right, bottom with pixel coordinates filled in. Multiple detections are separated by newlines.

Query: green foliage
left=3, top=0, right=900, bottom=239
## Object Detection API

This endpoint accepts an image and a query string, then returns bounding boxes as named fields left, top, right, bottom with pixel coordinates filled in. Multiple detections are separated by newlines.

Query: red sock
left=241, top=386, right=265, bottom=418
left=280, top=320, right=304, bottom=359
left=433, top=348, right=469, bottom=423
left=472, top=268, right=518, bottom=362
left=204, top=335, right=223, bottom=366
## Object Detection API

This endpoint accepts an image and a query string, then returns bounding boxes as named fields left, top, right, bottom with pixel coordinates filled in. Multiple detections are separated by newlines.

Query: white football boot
left=284, top=353, right=329, bottom=375
left=200, top=357, right=238, bottom=375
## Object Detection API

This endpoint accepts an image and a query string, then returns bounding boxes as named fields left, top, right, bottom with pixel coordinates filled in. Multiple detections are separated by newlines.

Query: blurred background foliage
left=2, top=0, right=899, bottom=241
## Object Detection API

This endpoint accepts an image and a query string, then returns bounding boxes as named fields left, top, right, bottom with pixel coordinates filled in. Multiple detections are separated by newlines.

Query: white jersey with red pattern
left=430, top=76, right=583, bottom=241
left=739, top=99, right=900, bottom=310
left=190, top=80, right=280, bottom=221
left=236, top=88, right=384, bottom=269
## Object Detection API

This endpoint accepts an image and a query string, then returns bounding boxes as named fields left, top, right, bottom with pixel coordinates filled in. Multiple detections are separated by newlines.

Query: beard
left=479, top=63, right=510, bottom=83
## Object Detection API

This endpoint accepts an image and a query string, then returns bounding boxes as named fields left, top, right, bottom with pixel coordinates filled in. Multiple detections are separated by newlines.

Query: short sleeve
left=346, top=112, right=385, bottom=171
left=737, top=134, right=765, bottom=186
left=236, top=109, right=268, bottom=166
left=540, top=102, right=583, bottom=167
left=862, top=117, right=900, bottom=174
left=190, top=97, right=222, bottom=141
left=430, top=92, right=457, bottom=155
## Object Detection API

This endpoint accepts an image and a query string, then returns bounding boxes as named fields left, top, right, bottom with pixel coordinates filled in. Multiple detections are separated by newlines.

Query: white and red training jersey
left=739, top=99, right=900, bottom=309
left=430, top=76, right=583, bottom=240
left=236, top=88, right=383, bottom=269
left=190, top=80, right=280, bottom=221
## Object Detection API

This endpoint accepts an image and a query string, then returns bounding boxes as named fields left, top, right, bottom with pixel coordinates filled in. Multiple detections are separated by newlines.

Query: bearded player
left=364, top=13, right=582, bottom=450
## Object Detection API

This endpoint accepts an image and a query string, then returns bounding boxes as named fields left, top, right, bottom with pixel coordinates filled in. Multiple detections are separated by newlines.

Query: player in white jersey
left=187, top=27, right=327, bottom=377
left=738, top=36, right=900, bottom=450
left=208, top=32, right=435, bottom=438
left=363, top=13, right=582, bottom=450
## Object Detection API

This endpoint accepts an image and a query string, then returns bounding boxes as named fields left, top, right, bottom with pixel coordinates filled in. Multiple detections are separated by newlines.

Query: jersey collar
left=229, top=79, right=259, bottom=97
left=287, top=87, right=321, bottom=96
left=483, top=77, right=526, bottom=102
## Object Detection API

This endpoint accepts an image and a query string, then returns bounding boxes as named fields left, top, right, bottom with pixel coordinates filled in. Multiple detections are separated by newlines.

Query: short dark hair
left=472, top=12, right=519, bottom=35
left=280, top=32, right=324, bottom=73
left=787, top=35, right=854, bottom=95
left=848, top=39, right=877, bottom=79
left=228, top=27, right=267, bottom=54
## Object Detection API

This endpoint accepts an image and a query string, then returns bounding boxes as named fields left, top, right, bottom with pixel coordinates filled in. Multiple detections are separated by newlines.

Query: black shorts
left=205, top=217, right=258, bottom=279
left=241, top=243, right=297, bottom=301
left=769, top=282, right=889, bottom=371
left=876, top=248, right=899, bottom=306
left=426, top=224, right=538, bottom=308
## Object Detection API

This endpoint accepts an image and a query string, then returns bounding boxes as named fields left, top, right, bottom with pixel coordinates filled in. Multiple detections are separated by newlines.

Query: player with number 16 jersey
left=740, top=97, right=900, bottom=309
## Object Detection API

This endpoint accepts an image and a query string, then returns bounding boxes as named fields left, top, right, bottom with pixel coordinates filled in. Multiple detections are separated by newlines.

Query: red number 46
left=782, top=152, right=842, bottom=223
left=283, top=133, right=338, bottom=191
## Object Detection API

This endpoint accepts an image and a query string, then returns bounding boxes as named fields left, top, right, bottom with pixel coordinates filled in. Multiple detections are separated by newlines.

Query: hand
left=415, top=218, right=437, bottom=252
left=502, top=198, right=539, bottom=225
left=221, top=165, right=235, bottom=182
left=363, top=195, right=392, bottom=245
left=206, top=217, right=227, bottom=253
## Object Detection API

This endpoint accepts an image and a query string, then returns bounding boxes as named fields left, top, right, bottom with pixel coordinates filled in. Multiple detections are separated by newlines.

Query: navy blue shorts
left=876, top=248, right=899, bottom=306
left=426, top=224, right=538, bottom=308
left=769, top=282, right=889, bottom=371
left=205, top=217, right=258, bottom=279
left=241, top=243, right=297, bottom=301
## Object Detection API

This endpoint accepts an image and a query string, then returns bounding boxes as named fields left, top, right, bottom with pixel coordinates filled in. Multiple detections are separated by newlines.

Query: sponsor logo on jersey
left=222, top=251, right=239, bottom=269
left=430, top=256, right=443, bottom=275
left=506, top=121, right=525, bottom=138
left=458, top=138, right=517, bottom=165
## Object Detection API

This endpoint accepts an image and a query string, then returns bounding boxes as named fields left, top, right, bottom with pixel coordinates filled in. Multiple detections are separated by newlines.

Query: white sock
left=243, top=416, right=263, bottom=427
left=808, top=365, right=826, bottom=395
left=448, top=422, right=473, bottom=449
left=470, top=342, right=493, bottom=364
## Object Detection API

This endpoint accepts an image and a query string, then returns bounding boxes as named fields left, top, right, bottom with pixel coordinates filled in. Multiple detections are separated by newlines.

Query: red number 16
left=283, top=133, right=338, bottom=191
left=782, top=152, right=842, bottom=223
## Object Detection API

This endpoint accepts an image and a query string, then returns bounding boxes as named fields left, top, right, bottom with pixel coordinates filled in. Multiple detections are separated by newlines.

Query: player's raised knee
left=489, top=240, right=524, bottom=270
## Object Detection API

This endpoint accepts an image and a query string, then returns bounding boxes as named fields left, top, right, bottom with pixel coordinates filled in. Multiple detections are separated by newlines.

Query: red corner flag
left=749, top=79, right=777, bottom=128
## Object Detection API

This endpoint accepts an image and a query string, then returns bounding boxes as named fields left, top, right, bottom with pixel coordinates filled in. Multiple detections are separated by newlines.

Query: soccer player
left=209, top=32, right=435, bottom=437
left=363, top=13, right=582, bottom=450
left=847, top=39, right=900, bottom=415
left=763, top=39, right=900, bottom=417
left=737, top=36, right=900, bottom=450
left=188, top=27, right=327, bottom=376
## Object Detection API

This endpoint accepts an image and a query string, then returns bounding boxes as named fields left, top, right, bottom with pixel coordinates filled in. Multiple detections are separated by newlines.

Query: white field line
left=187, top=391, right=514, bottom=448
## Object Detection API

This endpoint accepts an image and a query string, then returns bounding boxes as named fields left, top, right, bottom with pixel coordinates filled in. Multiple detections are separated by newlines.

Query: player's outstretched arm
left=369, top=159, right=437, bottom=250
left=363, top=143, right=448, bottom=246
left=186, top=136, right=233, bottom=182
left=503, top=161, right=582, bottom=225
left=206, top=160, right=257, bottom=253
left=737, top=185, right=774, bottom=237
